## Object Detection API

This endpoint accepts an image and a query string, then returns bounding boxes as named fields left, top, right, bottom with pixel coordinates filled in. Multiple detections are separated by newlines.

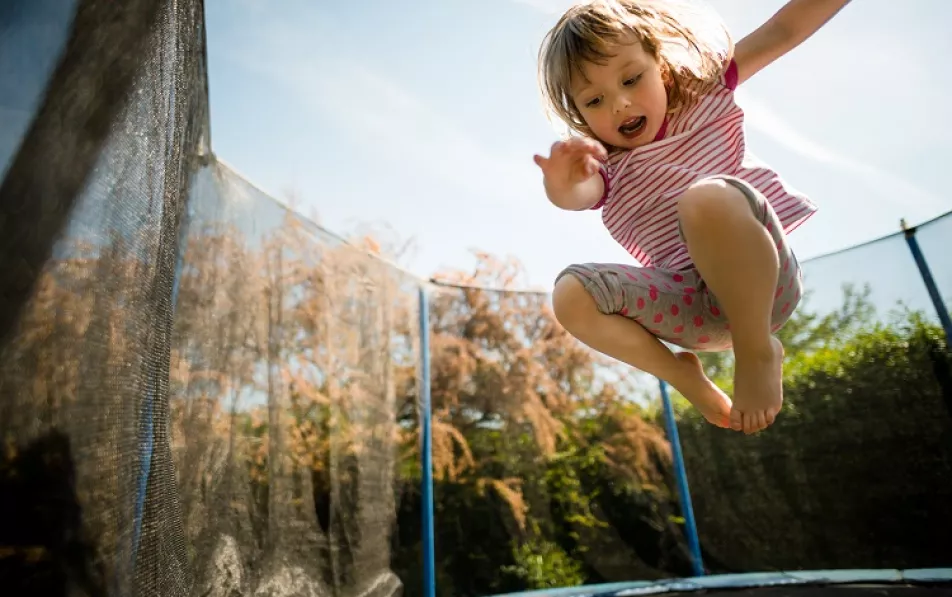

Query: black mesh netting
left=162, top=161, right=423, bottom=597
left=2, top=0, right=207, bottom=594
left=2, top=1, right=952, bottom=597
left=1, top=1, right=422, bottom=595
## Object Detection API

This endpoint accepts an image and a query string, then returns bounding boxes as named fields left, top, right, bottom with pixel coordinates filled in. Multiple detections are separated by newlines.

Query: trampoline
left=2, top=1, right=951, bottom=596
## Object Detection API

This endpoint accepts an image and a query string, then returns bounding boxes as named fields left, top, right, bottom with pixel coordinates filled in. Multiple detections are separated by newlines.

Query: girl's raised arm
left=733, top=0, right=852, bottom=86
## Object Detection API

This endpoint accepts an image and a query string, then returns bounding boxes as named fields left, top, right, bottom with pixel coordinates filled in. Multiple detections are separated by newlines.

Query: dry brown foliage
left=426, top=249, right=674, bottom=529
left=1, top=161, right=677, bottom=588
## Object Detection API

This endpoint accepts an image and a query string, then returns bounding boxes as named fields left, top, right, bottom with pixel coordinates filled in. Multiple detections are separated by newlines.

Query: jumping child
left=533, top=0, right=851, bottom=434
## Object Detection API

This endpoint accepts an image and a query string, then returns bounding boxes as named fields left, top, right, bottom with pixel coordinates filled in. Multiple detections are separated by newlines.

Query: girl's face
left=571, top=35, right=669, bottom=150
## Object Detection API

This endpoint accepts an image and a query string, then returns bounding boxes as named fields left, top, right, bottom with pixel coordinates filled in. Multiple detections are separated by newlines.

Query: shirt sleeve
left=589, top=166, right=610, bottom=210
left=723, top=58, right=739, bottom=91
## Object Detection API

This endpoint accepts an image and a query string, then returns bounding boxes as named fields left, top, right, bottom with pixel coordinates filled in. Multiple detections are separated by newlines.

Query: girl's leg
left=551, top=272, right=732, bottom=428
left=677, top=177, right=785, bottom=434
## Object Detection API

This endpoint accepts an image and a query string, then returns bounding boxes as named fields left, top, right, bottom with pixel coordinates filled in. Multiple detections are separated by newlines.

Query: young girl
left=533, top=0, right=851, bottom=434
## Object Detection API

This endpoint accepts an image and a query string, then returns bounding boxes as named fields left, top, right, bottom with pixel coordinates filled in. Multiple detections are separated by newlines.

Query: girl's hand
left=533, top=137, right=607, bottom=195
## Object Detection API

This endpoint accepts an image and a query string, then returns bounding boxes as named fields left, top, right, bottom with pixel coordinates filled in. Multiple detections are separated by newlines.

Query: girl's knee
left=677, top=178, right=748, bottom=228
left=552, top=273, right=595, bottom=328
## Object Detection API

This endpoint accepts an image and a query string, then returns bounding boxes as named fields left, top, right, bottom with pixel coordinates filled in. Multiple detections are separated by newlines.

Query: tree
left=696, top=283, right=875, bottom=388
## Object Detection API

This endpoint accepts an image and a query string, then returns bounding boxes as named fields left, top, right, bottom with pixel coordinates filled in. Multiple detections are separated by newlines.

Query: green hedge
left=677, top=314, right=952, bottom=572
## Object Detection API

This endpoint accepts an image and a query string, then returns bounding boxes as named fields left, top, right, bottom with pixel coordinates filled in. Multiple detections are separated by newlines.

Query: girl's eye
left=586, top=97, right=601, bottom=108
left=624, top=74, right=642, bottom=86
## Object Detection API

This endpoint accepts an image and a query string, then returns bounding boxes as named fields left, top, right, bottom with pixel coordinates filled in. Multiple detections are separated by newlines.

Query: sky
left=0, top=0, right=947, bottom=397
left=203, top=0, right=952, bottom=294
left=1, top=0, right=950, bottom=297
left=0, top=0, right=948, bottom=300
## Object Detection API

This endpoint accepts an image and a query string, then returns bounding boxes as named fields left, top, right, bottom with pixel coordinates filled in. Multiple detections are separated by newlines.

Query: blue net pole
left=131, top=196, right=193, bottom=579
left=902, top=219, right=952, bottom=346
left=658, top=378, right=705, bottom=576
left=419, top=286, right=437, bottom=597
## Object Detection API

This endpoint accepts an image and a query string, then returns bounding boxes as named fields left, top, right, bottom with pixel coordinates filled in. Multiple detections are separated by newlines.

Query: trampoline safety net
left=2, top=0, right=418, bottom=595
left=1, top=1, right=951, bottom=597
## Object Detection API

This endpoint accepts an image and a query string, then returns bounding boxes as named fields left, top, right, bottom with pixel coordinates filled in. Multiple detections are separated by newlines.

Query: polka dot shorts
left=557, top=176, right=803, bottom=352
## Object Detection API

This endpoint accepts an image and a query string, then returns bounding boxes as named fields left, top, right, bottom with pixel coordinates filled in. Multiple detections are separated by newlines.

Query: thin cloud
left=735, top=88, right=948, bottom=212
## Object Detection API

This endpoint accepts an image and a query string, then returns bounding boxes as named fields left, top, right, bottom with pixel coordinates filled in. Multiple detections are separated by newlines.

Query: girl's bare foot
left=672, top=351, right=733, bottom=428
left=729, top=336, right=784, bottom=434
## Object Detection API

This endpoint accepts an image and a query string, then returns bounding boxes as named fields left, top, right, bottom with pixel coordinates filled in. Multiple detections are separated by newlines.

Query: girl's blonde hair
left=538, top=0, right=733, bottom=139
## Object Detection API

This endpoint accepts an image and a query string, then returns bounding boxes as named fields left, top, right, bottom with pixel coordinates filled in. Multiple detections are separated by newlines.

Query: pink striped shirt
left=593, top=59, right=817, bottom=271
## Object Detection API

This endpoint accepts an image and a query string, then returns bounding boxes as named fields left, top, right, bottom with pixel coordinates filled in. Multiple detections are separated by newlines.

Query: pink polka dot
left=684, top=287, right=696, bottom=294
left=673, top=325, right=684, bottom=334
left=670, top=337, right=682, bottom=343
left=642, top=271, right=652, bottom=280
left=698, top=336, right=710, bottom=344
left=670, top=304, right=680, bottom=316
left=683, top=294, right=694, bottom=306
left=649, top=287, right=659, bottom=301
left=775, top=286, right=784, bottom=299
left=620, top=307, right=628, bottom=316
left=664, top=283, right=673, bottom=291
left=637, top=297, right=646, bottom=310
left=626, top=273, right=637, bottom=281
left=693, top=316, right=704, bottom=328
left=776, top=239, right=783, bottom=251
left=672, top=274, right=684, bottom=283
left=653, top=313, right=664, bottom=324
left=710, top=305, right=721, bottom=316
left=771, top=323, right=781, bottom=332
left=649, top=328, right=661, bottom=335
left=782, top=302, right=790, bottom=314
left=783, top=259, right=790, bottom=273
left=766, top=222, right=773, bottom=232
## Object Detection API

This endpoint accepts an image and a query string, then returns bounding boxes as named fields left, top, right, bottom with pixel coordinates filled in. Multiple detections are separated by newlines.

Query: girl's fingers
left=536, top=137, right=605, bottom=181
left=567, top=137, right=607, bottom=163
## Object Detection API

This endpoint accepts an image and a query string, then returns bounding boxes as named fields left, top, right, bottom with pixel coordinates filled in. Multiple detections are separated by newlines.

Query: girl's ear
left=660, top=61, right=673, bottom=88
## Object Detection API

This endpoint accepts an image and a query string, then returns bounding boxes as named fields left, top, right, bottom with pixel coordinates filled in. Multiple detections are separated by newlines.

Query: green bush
left=503, top=538, right=585, bottom=589
left=677, top=310, right=952, bottom=572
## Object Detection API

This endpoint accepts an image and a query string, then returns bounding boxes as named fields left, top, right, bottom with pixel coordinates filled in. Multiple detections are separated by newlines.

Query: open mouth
left=618, top=116, right=647, bottom=139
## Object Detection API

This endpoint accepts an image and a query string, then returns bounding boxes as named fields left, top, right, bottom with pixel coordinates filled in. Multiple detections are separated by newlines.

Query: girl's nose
left=613, top=95, right=631, bottom=114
